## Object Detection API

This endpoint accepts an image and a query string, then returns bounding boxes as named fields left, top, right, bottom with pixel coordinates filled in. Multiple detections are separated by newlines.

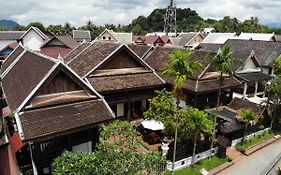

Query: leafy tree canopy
left=52, top=120, right=166, bottom=175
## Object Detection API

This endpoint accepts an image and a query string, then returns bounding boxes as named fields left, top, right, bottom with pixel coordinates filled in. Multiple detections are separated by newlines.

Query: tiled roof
left=236, top=72, right=272, bottom=83
left=73, top=30, right=91, bottom=42
left=0, top=31, right=25, bottom=40
left=88, top=72, right=165, bottom=93
left=145, top=47, right=212, bottom=77
left=196, top=43, right=222, bottom=52
left=128, top=44, right=151, bottom=58
left=202, top=33, right=236, bottom=44
left=237, top=33, right=275, bottom=41
left=1, top=45, right=24, bottom=74
left=63, top=42, right=91, bottom=63
left=20, top=99, right=113, bottom=141
left=228, top=97, right=266, bottom=115
left=224, top=39, right=281, bottom=67
left=40, top=47, right=73, bottom=58
left=68, top=41, right=120, bottom=77
left=2, top=50, right=56, bottom=111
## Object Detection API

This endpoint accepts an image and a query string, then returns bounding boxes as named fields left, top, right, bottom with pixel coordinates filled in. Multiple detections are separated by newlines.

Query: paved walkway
left=217, top=139, right=281, bottom=175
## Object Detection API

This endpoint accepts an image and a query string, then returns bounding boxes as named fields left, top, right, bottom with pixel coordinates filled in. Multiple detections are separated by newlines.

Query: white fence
left=231, top=127, right=271, bottom=147
left=166, top=147, right=218, bottom=171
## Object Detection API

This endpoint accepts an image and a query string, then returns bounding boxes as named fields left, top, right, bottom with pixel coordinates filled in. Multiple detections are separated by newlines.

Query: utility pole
left=164, top=0, right=177, bottom=35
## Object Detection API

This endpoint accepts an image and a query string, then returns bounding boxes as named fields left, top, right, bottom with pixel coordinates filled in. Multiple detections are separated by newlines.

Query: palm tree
left=180, top=108, right=214, bottom=168
left=162, top=49, right=201, bottom=173
left=237, top=109, right=258, bottom=145
left=209, top=45, right=239, bottom=160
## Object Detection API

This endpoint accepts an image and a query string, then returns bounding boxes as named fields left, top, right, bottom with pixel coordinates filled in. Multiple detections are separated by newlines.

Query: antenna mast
left=164, top=0, right=176, bottom=35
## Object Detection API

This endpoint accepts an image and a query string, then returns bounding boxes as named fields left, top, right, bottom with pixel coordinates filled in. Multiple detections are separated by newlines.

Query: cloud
left=1, top=0, right=281, bottom=27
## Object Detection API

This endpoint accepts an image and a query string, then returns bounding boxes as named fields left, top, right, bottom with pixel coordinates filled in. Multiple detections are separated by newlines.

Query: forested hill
left=128, top=8, right=203, bottom=34
left=127, top=8, right=269, bottom=35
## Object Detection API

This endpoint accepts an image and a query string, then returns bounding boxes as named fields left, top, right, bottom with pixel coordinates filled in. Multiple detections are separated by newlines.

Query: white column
left=254, top=82, right=258, bottom=97
left=243, top=82, right=248, bottom=98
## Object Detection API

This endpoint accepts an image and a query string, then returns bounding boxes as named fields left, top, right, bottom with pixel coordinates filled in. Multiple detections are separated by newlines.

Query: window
left=103, top=36, right=106, bottom=40
left=108, top=36, right=111, bottom=40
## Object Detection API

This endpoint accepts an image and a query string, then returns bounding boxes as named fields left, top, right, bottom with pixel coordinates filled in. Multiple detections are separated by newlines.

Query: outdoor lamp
left=161, top=137, right=169, bottom=157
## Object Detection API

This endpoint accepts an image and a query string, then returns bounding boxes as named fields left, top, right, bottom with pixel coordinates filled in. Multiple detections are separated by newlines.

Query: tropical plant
left=274, top=57, right=281, bottom=76
left=209, top=45, right=240, bottom=160
left=52, top=121, right=166, bottom=175
left=236, top=109, right=258, bottom=145
left=144, top=89, right=177, bottom=137
left=267, top=75, right=281, bottom=129
left=179, top=108, right=214, bottom=168
left=162, top=49, right=201, bottom=172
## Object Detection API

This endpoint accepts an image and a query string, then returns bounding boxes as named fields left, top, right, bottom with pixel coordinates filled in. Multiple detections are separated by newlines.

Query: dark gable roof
left=88, top=72, right=164, bottom=93
left=2, top=51, right=56, bottom=111
left=20, top=99, right=113, bottom=141
left=236, top=72, right=272, bottom=83
left=68, top=41, right=120, bottom=77
left=175, top=33, right=198, bottom=46
left=1, top=45, right=24, bottom=74
left=41, top=35, right=78, bottom=49
left=196, top=43, right=222, bottom=52
left=128, top=44, right=151, bottom=58
left=224, top=39, right=281, bottom=67
left=228, top=98, right=266, bottom=115
left=73, top=30, right=91, bottom=42
left=0, top=31, right=25, bottom=40
left=63, top=42, right=91, bottom=63
left=145, top=47, right=213, bottom=77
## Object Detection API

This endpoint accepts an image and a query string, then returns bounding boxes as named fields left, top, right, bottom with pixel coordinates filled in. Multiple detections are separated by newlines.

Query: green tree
left=26, top=22, right=46, bottom=33
left=267, top=75, right=281, bottom=129
left=63, top=22, right=73, bottom=35
left=144, top=89, right=177, bottom=137
left=162, top=49, right=201, bottom=172
left=0, top=26, right=7, bottom=31
left=52, top=121, right=165, bottom=175
left=180, top=108, right=214, bottom=168
left=209, top=45, right=239, bottom=160
left=47, top=24, right=64, bottom=35
left=236, top=109, right=258, bottom=145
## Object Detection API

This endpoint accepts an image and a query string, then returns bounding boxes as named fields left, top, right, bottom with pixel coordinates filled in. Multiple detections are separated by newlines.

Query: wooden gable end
left=154, top=37, right=165, bottom=45
left=44, top=38, right=67, bottom=48
left=36, top=70, right=83, bottom=96
left=98, top=47, right=144, bottom=70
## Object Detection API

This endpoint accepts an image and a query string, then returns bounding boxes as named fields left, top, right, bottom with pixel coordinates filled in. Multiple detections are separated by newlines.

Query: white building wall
left=72, top=141, right=92, bottom=153
left=22, top=30, right=45, bottom=51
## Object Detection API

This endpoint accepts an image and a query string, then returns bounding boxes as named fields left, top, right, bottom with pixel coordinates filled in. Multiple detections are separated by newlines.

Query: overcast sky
left=1, top=0, right=281, bottom=27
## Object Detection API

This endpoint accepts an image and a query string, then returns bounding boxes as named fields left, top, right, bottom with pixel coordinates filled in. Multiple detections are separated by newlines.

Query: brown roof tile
left=228, top=97, right=266, bottom=115
left=20, top=99, right=113, bottom=141
left=88, top=72, right=164, bottom=93
left=68, top=41, right=120, bottom=77
left=128, top=44, right=151, bottom=58
left=63, top=42, right=91, bottom=63
left=0, top=31, right=25, bottom=40
left=2, top=51, right=56, bottom=111
left=1, top=46, right=24, bottom=74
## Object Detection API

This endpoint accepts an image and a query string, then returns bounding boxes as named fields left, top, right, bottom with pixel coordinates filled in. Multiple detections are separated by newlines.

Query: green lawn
left=164, top=156, right=229, bottom=175
left=235, top=130, right=275, bottom=153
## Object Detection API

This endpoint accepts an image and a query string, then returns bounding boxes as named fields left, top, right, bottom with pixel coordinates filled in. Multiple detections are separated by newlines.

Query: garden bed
left=235, top=130, right=275, bottom=153
left=164, top=156, right=230, bottom=175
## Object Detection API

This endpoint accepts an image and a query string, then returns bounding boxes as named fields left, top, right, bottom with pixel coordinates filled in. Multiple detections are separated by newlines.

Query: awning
left=141, top=120, right=164, bottom=131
